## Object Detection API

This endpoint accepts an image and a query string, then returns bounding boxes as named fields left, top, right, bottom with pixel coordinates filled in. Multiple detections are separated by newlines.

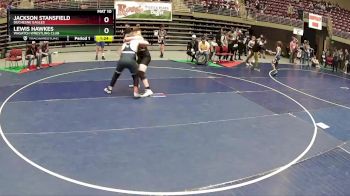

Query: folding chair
left=5, top=49, right=23, bottom=68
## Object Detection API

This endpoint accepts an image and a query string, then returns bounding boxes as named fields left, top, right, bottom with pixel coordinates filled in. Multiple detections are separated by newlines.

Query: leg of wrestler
left=253, top=52, right=260, bottom=71
left=245, top=50, right=254, bottom=66
left=271, top=59, right=277, bottom=76
left=139, top=64, right=154, bottom=97
left=125, top=60, right=141, bottom=98
left=104, top=63, right=123, bottom=94
left=132, top=74, right=140, bottom=98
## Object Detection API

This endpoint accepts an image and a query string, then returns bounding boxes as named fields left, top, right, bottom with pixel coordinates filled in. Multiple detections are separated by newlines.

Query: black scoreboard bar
left=8, top=9, right=115, bottom=41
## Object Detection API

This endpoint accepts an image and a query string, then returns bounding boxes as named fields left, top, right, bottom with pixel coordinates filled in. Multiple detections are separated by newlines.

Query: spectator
left=221, top=31, right=229, bottom=59
left=227, top=31, right=235, bottom=61
left=287, top=4, right=294, bottom=18
left=245, top=0, right=251, bottom=18
left=255, top=0, right=260, bottom=10
left=338, top=49, right=344, bottom=70
left=237, top=30, right=245, bottom=60
left=215, top=28, right=224, bottom=53
left=243, top=31, right=250, bottom=56
left=196, top=36, right=210, bottom=65
left=25, top=41, right=40, bottom=70
left=344, top=49, right=350, bottom=73
left=325, top=50, right=333, bottom=68
left=208, top=37, right=217, bottom=61
left=321, top=49, right=327, bottom=66
left=39, top=41, right=52, bottom=66
left=332, top=48, right=339, bottom=72
left=259, top=2, right=266, bottom=14
left=297, top=1, right=304, bottom=19
left=258, top=34, right=267, bottom=59
left=221, top=31, right=228, bottom=47
left=301, top=40, right=311, bottom=66
left=95, top=41, right=105, bottom=60
left=309, top=47, right=319, bottom=67
left=231, top=29, right=239, bottom=60
left=289, top=37, right=298, bottom=64
left=158, top=24, right=167, bottom=58
left=308, top=2, right=314, bottom=10
left=187, top=35, right=198, bottom=62
left=311, top=55, right=320, bottom=68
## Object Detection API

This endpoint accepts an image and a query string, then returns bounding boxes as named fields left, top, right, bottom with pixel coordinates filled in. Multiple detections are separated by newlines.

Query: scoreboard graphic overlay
left=8, top=9, right=115, bottom=42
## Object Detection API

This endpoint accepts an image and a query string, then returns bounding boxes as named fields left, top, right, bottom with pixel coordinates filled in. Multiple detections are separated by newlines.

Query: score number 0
left=103, top=16, right=110, bottom=34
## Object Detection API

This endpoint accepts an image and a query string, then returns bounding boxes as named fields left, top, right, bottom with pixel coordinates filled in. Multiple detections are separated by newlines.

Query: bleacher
left=183, top=0, right=350, bottom=42
left=184, top=0, right=304, bottom=28
left=255, top=0, right=350, bottom=39
left=0, top=0, right=250, bottom=55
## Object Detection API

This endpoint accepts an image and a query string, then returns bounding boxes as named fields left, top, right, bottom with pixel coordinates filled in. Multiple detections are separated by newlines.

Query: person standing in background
left=332, top=48, right=339, bottom=72
left=187, top=35, right=199, bottom=62
left=321, top=49, right=327, bottom=66
left=243, top=31, right=250, bottom=56
left=221, top=31, right=229, bottom=60
left=237, top=30, right=244, bottom=60
left=158, top=25, right=167, bottom=58
left=258, top=35, right=267, bottom=59
left=344, top=49, right=350, bottom=74
left=208, top=37, right=217, bottom=61
left=215, top=28, right=224, bottom=54
left=289, top=37, right=298, bottom=64
left=338, top=49, right=344, bottom=71
left=271, top=41, right=283, bottom=76
left=95, top=41, right=105, bottom=60
left=227, top=31, right=235, bottom=61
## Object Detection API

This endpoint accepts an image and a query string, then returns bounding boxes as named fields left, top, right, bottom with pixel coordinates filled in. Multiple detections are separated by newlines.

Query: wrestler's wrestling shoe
left=141, top=89, right=154, bottom=97
left=104, top=86, right=112, bottom=94
left=134, top=92, right=141, bottom=98
left=271, top=70, right=278, bottom=77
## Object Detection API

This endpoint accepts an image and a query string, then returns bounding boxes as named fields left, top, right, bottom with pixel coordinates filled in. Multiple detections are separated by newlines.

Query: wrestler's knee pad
left=138, top=64, right=148, bottom=72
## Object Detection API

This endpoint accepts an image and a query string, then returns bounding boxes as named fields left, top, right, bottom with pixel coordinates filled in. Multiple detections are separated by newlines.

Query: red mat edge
left=19, top=62, right=64, bottom=74
left=218, top=61, right=243, bottom=68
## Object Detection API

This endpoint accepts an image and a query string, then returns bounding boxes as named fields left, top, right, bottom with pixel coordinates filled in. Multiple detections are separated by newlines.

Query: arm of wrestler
left=123, top=35, right=144, bottom=43
left=138, top=40, right=149, bottom=46
left=265, top=49, right=277, bottom=56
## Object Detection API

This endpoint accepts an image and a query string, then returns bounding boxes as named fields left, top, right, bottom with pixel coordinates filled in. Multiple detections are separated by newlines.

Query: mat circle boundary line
left=269, top=68, right=350, bottom=110
left=0, top=66, right=317, bottom=195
